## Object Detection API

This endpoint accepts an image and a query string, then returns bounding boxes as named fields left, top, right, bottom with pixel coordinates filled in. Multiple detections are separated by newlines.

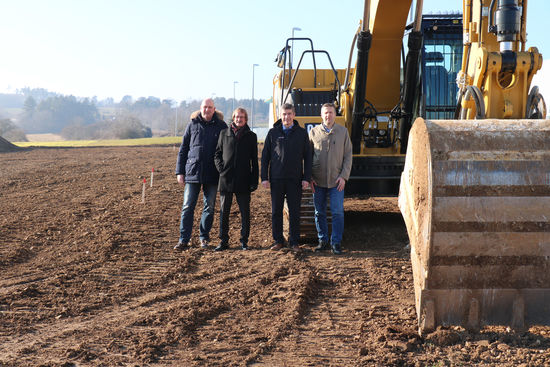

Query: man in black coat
left=174, top=98, right=227, bottom=251
left=261, top=103, right=312, bottom=252
left=214, top=107, right=259, bottom=251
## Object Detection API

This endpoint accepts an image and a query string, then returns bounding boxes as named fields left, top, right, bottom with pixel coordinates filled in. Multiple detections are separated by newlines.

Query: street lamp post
left=232, top=81, right=239, bottom=113
left=174, top=101, right=178, bottom=136
left=291, top=26, right=301, bottom=70
left=251, top=64, right=259, bottom=129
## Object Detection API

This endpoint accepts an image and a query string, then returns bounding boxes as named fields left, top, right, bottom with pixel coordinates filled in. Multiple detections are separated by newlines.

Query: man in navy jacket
left=175, top=98, right=227, bottom=250
left=261, top=103, right=312, bottom=251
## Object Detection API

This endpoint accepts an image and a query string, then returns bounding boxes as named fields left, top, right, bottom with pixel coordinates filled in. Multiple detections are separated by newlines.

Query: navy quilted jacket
left=175, top=111, right=227, bottom=184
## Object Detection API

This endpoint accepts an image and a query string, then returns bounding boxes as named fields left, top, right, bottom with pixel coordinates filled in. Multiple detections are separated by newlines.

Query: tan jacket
left=309, top=123, right=353, bottom=188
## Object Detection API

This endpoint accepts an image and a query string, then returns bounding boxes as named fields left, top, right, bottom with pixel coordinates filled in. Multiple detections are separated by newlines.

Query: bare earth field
left=1, top=146, right=550, bottom=366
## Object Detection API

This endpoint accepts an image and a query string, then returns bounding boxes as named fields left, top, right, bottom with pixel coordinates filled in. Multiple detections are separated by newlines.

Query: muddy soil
left=1, top=146, right=549, bottom=366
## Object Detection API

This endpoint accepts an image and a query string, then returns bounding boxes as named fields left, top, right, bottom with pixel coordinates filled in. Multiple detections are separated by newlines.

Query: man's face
left=281, top=108, right=295, bottom=128
left=201, top=100, right=215, bottom=121
left=233, top=111, right=247, bottom=128
left=321, top=106, right=336, bottom=126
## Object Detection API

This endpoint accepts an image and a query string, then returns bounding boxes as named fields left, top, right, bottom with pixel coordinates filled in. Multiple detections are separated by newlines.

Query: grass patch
left=14, top=136, right=182, bottom=147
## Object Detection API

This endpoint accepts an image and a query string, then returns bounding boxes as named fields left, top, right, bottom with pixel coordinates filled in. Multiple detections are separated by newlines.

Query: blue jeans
left=313, top=185, right=345, bottom=245
left=179, top=183, right=218, bottom=243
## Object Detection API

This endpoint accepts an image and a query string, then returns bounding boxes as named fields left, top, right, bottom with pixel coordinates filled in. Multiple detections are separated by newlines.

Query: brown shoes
left=270, top=243, right=284, bottom=251
left=270, top=243, right=301, bottom=252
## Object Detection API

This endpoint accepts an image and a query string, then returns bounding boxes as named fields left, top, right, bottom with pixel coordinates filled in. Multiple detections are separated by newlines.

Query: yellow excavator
left=272, top=0, right=548, bottom=333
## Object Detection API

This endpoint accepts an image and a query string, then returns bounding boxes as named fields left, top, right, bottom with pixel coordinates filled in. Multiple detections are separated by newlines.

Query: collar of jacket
left=190, top=110, right=224, bottom=123
left=273, top=119, right=299, bottom=129
left=227, top=123, right=250, bottom=136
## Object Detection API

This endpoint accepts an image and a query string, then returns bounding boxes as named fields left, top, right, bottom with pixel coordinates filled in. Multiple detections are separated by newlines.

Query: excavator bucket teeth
left=399, top=118, right=550, bottom=334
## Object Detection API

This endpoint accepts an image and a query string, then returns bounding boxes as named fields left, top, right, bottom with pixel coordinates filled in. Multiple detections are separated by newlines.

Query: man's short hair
left=280, top=103, right=295, bottom=113
left=232, top=107, right=248, bottom=122
left=321, top=103, right=336, bottom=112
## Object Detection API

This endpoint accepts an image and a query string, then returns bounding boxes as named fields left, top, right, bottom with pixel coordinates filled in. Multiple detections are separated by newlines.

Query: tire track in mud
left=250, top=258, right=367, bottom=366
left=1, top=248, right=315, bottom=366
left=0, top=248, right=217, bottom=365
left=160, top=250, right=319, bottom=366
left=355, top=256, right=420, bottom=365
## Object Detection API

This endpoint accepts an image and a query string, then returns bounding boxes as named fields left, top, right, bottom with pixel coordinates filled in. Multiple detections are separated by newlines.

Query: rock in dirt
left=426, top=328, right=462, bottom=346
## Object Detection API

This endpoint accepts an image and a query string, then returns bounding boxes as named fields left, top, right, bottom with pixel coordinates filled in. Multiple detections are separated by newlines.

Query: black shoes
left=174, top=239, right=209, bottom=251
left=215, top=241, right=249, bottom=251
left=174, top=241, right=189, bottom=251
left=314, top=240, right=330, bottom=252
left=314, top=240, right=342, bottom=254
left=214, top=243, right=229, bottom=252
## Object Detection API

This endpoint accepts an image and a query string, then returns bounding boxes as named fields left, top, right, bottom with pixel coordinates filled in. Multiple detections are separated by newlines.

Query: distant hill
left=0, top=94, right=24, bottom=109
left=0, top=135, right=21, bottom=152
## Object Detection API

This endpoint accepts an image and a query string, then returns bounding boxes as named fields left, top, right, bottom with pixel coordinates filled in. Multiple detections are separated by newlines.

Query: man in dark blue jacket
left=261, top=103, right=312, bottom=252
left=174, top=98, right=227, bottom=250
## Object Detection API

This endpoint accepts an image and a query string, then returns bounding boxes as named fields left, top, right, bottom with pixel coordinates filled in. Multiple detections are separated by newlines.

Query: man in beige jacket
left=309, top=103, right=353, bottom=254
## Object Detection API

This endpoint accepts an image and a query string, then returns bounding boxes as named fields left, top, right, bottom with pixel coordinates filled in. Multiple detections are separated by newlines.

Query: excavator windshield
left=420, top=14, right=462, bottom=119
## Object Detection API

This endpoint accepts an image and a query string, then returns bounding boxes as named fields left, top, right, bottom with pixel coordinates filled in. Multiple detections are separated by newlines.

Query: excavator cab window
left=420, top=14, right=463, bottom=119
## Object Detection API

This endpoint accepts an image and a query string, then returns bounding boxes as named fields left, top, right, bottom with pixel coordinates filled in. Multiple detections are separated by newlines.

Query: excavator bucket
left=399, top=118, right=550, bottom=334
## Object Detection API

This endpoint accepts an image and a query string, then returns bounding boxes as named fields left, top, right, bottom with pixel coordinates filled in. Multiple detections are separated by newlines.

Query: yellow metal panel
left=365, top=0, right=413, bottom=111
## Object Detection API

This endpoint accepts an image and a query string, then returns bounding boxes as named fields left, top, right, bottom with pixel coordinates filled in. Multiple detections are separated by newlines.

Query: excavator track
left=284, top=189, right=332, bottom=243
left=399, top=118, right=550, bottom=334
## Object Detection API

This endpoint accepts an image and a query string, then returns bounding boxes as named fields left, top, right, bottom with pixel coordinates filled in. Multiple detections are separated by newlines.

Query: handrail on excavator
left=278, top=37, right=316, bottom=107
left=283, top=50, right=341, bottom=106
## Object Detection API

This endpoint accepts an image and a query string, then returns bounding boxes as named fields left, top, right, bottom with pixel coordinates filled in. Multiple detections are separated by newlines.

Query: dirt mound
left=0, top=135, right=21, bottom=152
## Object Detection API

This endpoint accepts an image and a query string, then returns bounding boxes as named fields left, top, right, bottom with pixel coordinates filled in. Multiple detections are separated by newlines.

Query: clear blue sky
left=0, top=0, right=547, bottom=103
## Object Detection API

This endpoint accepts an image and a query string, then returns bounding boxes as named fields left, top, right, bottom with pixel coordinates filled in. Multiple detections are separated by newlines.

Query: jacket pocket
left=185, top=157, right=200, bottom=177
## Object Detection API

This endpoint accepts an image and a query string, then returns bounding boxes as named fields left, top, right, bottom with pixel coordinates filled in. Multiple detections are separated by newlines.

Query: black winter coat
left=261, top=120, right=312, bottom=182
left=175, top=111, right=227, bottom=184
left=214, top=124, right=259, bottom=193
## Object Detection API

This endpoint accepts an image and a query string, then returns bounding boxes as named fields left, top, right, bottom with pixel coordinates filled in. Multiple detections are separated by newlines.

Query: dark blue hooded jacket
left=175, top=110, right=227, bottom=184
left=260, top=119, right=312, bottom=182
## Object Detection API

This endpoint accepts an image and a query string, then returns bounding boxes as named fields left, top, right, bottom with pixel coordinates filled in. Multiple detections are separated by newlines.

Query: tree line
left=0, top=88, right=270, bottom=142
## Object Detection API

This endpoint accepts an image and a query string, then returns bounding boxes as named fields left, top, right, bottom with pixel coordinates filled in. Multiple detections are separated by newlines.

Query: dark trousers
left=219, top=191, right=251, bottom=245
left=270, top=179, right=302, bottom=246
